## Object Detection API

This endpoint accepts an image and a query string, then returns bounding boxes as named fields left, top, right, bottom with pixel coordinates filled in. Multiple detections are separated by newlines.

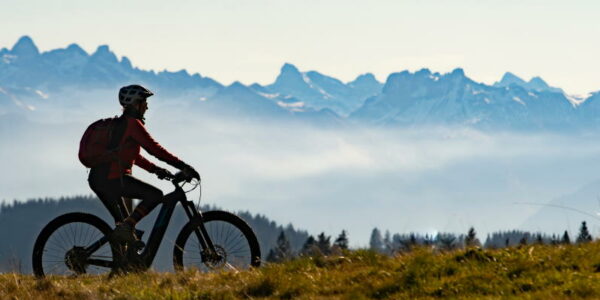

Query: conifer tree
left=409, top=233, right=417, bottom=247
left=436, top=233, right=456, bottom=251
left=519, top=236, right=528, bottom=246
left=535, top=233, right=544, bottom=245
left=266, top=231, right=293, bottom=262
left=576, top=221, right=593, bottom=244
left=383, top=230, right=392, bottom=254
left=550, top=234, right=559, bottom=245
left=300, top=235, right=318, bottom=256
left=369, top=228, right=383, bottom=252
left=333, top=230, right=349, bottom=250
left=423, top=234, right=434, bottom=246
left=465, top=227, right=480, bottom=247
left=316, top=232, right=331, bottom=255
left=561, top=230, right=571, bottom=244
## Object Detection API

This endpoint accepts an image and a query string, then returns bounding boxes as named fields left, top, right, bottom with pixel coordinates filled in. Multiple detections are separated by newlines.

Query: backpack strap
left=108, top=115, right=128, bottom=151
left=106, top=115, right=130, bottom=188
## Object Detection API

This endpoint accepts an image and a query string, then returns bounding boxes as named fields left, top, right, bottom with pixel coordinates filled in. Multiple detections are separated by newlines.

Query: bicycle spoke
left=220, top=223, right=232, bottom=247
left=178, top=213, right=258, bottom=272
left=56, top=228, right=70, bottom=249
left=48, top=240, right=67, bottom=252
left=42, top=253, right=65, bottom=260
left=36, top=218, right=114, bottom=277
left=68, top=223, right=76, bottom=245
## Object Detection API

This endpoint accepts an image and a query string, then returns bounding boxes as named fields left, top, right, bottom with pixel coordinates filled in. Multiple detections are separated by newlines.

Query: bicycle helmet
left=119, top=84, right=154, bottom=106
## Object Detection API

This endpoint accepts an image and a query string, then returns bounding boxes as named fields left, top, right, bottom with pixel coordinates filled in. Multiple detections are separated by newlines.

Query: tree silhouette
left=267, top=231, right=293, bottom=262
left=561, top=230, right=571, bottom=244
left=300, top=235, right=319, bottom=256
left=383, top=230, right=393, bottom=254
left=316, top=232, right=331, bottom=255
left=519, top=236, right=528, bottom=246
left=576, top=221, right=593, bottom=244
left=550, top=234, right=559, bottom=245
left=465, top=227, right=480, bottom=247
left=369, top=228, right=383, bottom=252
left=535, top=233, right=544, bottom=245
left=333, top=230, right=349, bottom=250
left=436, top=233, right=456, bottom=251
left=409, top=233, right=417, bottom=247
left=423, top=234, right=434, bottom=246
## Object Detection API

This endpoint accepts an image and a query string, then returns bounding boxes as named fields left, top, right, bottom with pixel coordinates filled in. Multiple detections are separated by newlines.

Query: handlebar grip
left=171, top=171, right=196, bottom=184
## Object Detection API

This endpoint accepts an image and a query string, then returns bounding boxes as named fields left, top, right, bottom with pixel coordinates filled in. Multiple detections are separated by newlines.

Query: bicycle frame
left=83, top=179, right=215, bottom=270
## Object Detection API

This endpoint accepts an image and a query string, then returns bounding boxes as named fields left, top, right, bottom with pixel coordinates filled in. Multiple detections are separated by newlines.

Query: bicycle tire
left=32, top=212, right=115, bottom=277
left=173, top=210, right=261, bottom=272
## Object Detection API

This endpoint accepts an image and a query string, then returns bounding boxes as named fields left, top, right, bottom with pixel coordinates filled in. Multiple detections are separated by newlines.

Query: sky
left=1, top=0, right=600, bottom=95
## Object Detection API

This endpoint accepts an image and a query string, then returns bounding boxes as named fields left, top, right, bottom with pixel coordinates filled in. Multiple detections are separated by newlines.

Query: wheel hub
left=64, top=246, right=88, bottom=274
left=203, top=245, right=227, bottom=269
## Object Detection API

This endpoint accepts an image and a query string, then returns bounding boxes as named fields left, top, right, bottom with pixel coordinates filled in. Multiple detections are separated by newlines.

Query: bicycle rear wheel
left=173, top=210, right=261, bottom=272
left=32, top=213, right=115, bottom=277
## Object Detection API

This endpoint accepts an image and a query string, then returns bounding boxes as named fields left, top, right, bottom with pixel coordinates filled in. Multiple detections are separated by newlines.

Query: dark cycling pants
left=88, top=166, right=163, bottom=224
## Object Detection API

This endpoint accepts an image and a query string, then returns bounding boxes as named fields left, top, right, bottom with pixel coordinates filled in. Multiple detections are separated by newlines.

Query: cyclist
left=88, top=84, right=199, bottom=244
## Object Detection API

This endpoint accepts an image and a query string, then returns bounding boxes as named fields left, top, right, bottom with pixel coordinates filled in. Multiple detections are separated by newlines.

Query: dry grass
left=3, top=243, right=600, bottom=299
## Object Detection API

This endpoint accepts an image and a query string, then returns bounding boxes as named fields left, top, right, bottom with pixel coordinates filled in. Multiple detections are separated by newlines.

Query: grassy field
left=3, top=243, right=600, bottom=299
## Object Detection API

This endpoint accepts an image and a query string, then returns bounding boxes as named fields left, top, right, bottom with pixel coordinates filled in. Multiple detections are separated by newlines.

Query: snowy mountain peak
left=383, top=69, right=450, bottom=90
left=353, top=73, right=376, bottom=81
left=11, top=35, right=39, bottom=57
left=65, top=43, right=88, bottom=56
left=415, top=68, right=432, bottom=76
left=494, top=72, right=563, bottom=93
left=281, top=63, right=300, bottom=75
left=272, top=63, right=306, bottom=88
left=497, top=72, right=526, bottom=86
left=91, top=45, right=118, bottom=63
left=528, top=76, right=550, bottom=89
left=227, top=81, right=248, bottom=91
left=120, top=56, right=132, bottom=69
left=349, top=73, right=380, bottom=86
left=450, top=68, right=465, bottom=77
left=249, top=83, right=269, bottom=93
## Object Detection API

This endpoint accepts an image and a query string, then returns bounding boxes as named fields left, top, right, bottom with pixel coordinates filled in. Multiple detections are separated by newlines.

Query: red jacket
left=107, top=115, right=183, bottom=179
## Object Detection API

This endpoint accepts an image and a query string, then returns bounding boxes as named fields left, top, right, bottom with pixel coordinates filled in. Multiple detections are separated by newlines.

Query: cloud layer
left=3, top=108, right=600, bottom=246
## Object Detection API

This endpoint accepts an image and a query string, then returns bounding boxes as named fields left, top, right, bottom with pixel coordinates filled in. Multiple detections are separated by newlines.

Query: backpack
left=78, top=116, right=124, bottom=168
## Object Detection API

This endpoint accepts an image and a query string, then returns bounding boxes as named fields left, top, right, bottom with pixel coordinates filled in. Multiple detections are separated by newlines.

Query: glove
left=154, top=167, right=173, bottom=180
left=182, top=164, right=200, bottom=181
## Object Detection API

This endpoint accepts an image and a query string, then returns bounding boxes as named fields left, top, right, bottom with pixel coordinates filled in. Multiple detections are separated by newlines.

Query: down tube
left=141, top=190, right=183, bottom=267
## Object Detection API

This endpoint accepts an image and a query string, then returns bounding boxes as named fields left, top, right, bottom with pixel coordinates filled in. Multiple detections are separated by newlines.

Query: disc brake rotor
left=203, top=245, right=227, bottom=269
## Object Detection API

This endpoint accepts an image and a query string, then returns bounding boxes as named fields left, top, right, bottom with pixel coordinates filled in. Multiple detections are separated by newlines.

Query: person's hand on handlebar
left=182, top=164, right=200, bottom=181
left=153, top=167, right=174, bottom=180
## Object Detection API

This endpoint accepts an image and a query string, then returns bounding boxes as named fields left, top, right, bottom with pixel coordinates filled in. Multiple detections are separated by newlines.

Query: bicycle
left=32, top=171, right=261, bottom=277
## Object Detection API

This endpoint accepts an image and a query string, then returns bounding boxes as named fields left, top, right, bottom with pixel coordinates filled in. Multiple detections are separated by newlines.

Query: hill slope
left=3, top=244, right=600, bottom=299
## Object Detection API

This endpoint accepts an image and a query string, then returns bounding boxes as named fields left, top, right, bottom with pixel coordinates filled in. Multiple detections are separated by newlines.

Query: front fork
left=181, top=200, right=219, bottom=261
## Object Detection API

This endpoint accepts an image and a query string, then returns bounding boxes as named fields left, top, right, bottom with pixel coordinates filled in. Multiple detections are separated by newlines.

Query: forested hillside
left=0, top=196, right=309, bottom=273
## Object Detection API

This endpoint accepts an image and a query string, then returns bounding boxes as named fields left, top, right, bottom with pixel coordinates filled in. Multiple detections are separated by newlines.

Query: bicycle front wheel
left=32, top=213, right=115, bottom=277
left=173, top=210, right=261, bottom=272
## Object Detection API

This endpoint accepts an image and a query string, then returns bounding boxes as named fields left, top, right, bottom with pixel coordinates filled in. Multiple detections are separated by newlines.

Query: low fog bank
left=3, top=104, right=600, bottom=246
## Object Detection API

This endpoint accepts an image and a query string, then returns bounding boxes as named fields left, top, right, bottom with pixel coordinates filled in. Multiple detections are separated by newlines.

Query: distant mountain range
left=2, top=35, right=600, bottom=130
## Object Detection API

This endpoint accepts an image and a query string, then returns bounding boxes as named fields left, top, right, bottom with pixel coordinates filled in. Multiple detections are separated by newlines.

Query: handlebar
left=160, top=169, right=202, bottom=202
left=162, top=171, right=199, bottom=185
